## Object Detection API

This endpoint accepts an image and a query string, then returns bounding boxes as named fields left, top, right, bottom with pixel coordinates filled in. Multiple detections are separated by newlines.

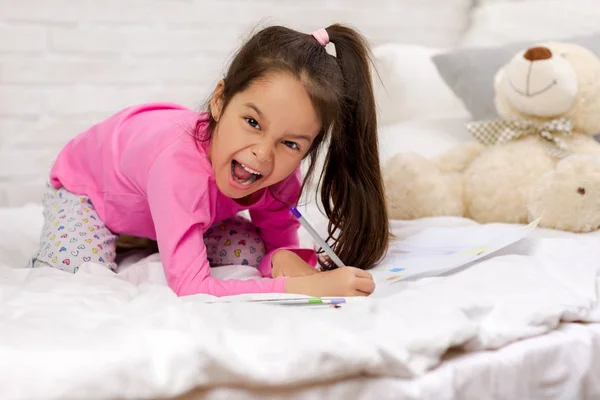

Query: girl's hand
left=272, top=250, right=319, bottom=278
left=285, top=267, right=375, bottom=297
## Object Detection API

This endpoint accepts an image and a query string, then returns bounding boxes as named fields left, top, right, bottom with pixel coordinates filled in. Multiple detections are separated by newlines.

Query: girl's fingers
left=355, top=277, right=376, bottom=294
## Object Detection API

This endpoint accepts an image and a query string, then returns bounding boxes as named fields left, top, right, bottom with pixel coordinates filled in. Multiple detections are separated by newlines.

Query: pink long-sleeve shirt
left=49, top=102, right=318, bottom=296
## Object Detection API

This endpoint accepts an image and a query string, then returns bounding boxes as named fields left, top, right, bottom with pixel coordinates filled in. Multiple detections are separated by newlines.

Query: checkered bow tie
left=466, top=117, right=573, bottom=158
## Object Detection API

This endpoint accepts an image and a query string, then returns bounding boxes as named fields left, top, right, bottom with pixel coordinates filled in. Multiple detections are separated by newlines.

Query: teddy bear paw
left=528, top=155, right=600, bottom=232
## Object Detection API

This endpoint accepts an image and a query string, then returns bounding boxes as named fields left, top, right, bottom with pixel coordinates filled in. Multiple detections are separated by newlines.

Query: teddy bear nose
left=523, top=46, right=553, bottom=61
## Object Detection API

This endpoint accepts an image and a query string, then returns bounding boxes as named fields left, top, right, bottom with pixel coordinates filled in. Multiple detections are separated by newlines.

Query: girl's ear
left=210, top=79, right=226, bottom=122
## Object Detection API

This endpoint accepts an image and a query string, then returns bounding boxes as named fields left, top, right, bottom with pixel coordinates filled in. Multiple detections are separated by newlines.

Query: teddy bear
left=383, top=42, right=600, bottom=233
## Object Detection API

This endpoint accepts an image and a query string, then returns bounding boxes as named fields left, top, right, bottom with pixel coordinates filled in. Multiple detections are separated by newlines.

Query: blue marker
left=289, top=206, right=346, bottom=268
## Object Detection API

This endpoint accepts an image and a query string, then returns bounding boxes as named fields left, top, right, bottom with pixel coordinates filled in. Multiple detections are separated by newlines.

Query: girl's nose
left=252, top=141, right=274, bottom=164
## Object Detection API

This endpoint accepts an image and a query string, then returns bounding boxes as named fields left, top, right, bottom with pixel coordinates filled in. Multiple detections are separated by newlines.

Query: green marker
left=250, top=297, right=346, bottom=306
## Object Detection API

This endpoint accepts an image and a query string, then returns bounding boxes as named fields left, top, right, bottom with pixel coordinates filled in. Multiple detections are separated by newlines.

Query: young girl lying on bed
left=29, top=24, right=390, bottom=297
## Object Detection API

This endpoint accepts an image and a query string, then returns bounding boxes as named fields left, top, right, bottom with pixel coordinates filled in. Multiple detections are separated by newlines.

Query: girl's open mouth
left=231, top=160, right=263, bottom=185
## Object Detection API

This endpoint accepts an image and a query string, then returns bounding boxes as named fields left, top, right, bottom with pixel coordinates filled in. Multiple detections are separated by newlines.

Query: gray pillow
left=431, top=33, right=600, bottom=121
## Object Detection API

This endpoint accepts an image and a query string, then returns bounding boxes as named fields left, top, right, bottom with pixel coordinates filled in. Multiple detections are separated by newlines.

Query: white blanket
left=1, top=204, right=599, bottom=399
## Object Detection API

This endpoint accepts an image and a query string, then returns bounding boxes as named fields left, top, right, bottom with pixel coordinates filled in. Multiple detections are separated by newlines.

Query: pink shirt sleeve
left=250, top=168, right=319, bottom=278
left=147, top=140, right=287, bottom=297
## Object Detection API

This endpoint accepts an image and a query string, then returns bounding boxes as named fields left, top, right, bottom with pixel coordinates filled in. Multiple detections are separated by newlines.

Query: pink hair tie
left=311, top=28, right=329, bottom=47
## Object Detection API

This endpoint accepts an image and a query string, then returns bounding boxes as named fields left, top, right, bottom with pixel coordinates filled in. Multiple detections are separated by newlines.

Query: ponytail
left=317, top=24, right=390, bottom=270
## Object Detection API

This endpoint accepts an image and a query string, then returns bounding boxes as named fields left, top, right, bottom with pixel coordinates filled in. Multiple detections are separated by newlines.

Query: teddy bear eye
left=577, top=187, right=586, bottom=195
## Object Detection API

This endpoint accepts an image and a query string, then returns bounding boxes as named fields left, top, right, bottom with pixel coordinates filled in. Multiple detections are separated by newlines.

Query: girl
left=30, top=24, right=390, bottom=297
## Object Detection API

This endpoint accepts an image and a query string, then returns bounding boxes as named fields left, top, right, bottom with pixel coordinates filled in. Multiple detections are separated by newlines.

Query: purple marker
left=290, top=206, right=345, bottom=268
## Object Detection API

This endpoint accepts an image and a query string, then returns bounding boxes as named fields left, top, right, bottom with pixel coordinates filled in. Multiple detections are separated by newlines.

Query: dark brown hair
left=199, top=24, right=390, bottom=270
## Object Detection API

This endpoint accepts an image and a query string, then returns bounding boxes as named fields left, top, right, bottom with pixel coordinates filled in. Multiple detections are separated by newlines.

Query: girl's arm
left=249, top=168, right=319, bottom=278
left=147, top=143, right=287, bottom=297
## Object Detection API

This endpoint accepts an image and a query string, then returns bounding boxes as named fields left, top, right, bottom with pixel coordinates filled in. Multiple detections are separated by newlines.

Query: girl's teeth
left=240, top=163, right=261, bottom=175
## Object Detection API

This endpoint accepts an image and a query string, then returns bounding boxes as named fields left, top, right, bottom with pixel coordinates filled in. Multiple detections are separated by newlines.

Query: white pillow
left=461, top=0, right=600, bottom=47
left=372, top=43, right=466, bottom=126
left=378, top=114, right=471, bottom=167
left=301, top=112, right=473, bottom=192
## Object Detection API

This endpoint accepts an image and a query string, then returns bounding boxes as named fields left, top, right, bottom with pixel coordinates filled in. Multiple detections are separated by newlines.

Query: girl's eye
left=283, top=140, right=299, bottom=150
left=245, top=117, right=260, bottom=130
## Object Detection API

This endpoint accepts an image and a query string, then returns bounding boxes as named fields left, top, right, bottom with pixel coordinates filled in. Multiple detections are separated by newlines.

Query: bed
left=2, top=109, right=600, bottom=400
left=3, top=1, right=600, bottom=399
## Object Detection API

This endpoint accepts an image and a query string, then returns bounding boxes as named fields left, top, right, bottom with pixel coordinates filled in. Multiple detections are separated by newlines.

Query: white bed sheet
left=1, top=200, right=600, bottom=400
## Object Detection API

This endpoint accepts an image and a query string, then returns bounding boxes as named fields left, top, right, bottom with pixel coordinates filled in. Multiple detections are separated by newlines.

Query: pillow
left=300, top=113, right=474, bottom=198
left=372, top=43, right=466, bottom=126
left=460, top=0, right=600, bottom=47
left=431, top=33, right=600, bottom=120
left=377, top=114, right=472, bottom=167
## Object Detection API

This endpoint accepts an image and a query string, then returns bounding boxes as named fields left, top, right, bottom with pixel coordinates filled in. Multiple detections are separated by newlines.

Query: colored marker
left=250, top=297, right=346, bottom=306
left=289, top=206, right=346, bottom=268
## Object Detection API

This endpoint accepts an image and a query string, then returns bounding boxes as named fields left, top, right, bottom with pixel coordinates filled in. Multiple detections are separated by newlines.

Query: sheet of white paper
left=370, top=218, right=541, bottom=290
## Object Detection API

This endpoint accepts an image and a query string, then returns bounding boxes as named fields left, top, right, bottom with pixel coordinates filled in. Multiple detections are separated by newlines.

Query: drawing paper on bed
left=370, top=218, right=541, bottom=289
left=216, top=218, right=541, bottom=303
left=211, top=218, right=541, bottom=303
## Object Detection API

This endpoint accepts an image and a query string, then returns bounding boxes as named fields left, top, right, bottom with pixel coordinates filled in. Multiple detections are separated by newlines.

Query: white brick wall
left=0, top=0, right=472, bottom=206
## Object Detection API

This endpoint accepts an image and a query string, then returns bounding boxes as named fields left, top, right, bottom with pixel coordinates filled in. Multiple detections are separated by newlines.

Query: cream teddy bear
left=383, top=42, right=600, bottom=232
